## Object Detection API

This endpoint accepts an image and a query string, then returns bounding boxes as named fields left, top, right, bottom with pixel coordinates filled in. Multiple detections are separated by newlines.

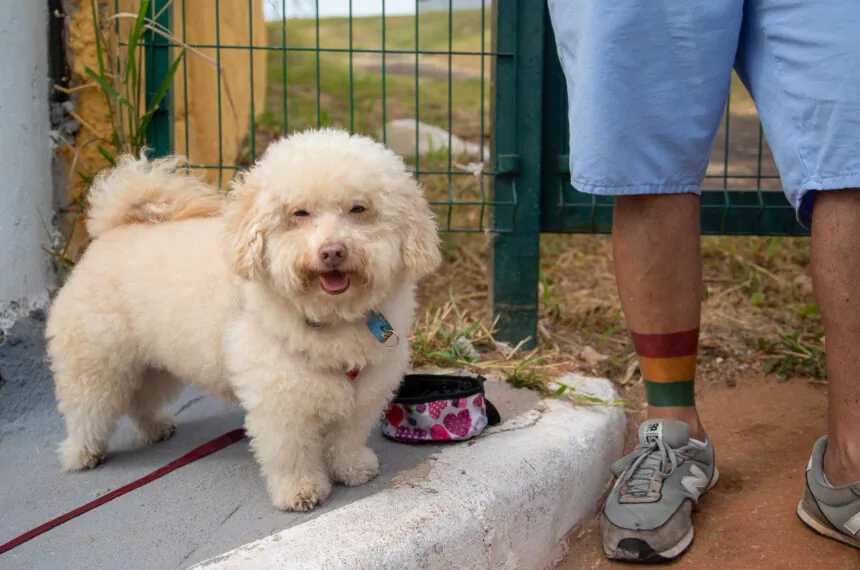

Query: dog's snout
left=319, top=242, right=348, bottom=266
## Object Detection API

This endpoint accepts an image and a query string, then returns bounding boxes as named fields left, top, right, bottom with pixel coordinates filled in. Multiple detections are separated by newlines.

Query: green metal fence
left=141, top=0, right=805, bottom=347
left=142, top=0, right=508, bottom=236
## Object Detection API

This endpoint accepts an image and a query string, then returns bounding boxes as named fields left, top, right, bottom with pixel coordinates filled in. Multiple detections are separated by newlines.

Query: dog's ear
left=225, top=179, right=270, bottom=281
left=397, top=178, right=443, bottom=280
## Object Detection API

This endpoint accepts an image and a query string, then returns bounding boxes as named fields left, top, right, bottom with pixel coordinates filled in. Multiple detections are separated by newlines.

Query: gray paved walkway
left=0, top=314, right=539, bottom=570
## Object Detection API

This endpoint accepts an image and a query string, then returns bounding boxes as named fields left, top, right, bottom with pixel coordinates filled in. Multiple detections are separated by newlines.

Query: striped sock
left=630, top=329, right=699, bottom=407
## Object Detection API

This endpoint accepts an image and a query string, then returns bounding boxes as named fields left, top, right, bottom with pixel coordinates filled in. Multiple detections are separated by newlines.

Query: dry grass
left=408, top=291, right=625, bottom=405
left=415, top=232, right=821, bottom=395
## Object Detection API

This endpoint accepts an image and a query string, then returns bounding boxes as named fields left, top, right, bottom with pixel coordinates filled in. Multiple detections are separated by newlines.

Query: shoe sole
left=604, top=468, right=720, bottom=563
left=796, top=501, right=860, bottom=550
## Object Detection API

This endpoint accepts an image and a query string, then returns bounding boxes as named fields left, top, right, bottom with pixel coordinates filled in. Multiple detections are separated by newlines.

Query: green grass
left=410, top=296, right=493, bottom=369
left=502, top=358, right=551, bottom=395
left=244, top=11, right=490, bottom=149
left=758, top=332, right=826, bottom=381
left=250, top=51, right=487, bottom=147
left=271, top=10, right=492, bottom=62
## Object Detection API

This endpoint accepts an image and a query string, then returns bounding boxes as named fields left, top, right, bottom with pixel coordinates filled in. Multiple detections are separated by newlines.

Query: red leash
left=0, top=428, right=247, bottom=556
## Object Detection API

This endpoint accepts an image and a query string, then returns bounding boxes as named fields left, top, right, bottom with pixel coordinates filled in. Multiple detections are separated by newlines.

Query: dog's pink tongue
left=320, top=271, right=350, bottom=294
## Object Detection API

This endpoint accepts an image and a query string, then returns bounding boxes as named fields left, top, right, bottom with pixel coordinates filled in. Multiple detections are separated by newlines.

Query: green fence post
left=489, top=0, right=544, bottom=349
left=145, top=0, right=173, bottom=157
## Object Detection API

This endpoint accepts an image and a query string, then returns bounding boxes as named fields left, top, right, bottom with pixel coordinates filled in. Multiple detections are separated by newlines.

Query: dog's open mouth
left=319, top=271, right=350, bottom=295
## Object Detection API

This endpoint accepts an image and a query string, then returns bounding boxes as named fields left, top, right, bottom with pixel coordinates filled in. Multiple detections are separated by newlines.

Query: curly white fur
left=86, top=154, right=223, bottom=238
left=47, top=129, right=441, bottom=511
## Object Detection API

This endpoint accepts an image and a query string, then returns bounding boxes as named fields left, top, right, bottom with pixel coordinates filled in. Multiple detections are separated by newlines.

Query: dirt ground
left=559, top=373, right=860, bottom=570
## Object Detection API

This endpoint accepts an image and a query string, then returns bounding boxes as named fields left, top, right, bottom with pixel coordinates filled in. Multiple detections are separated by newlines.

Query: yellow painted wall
left=172, top=1, right=267, bottom=184
left=59, top=0, right=266, bottom=258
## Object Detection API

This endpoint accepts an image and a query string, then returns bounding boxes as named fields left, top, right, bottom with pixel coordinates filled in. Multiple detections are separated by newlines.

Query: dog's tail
left=86, top=154, right=223, bottom=238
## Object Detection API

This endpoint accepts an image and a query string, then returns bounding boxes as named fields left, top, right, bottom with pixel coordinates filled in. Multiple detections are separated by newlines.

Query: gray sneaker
left=601, top=419, right=719, bottom=562
left=796, top=435, right=860, bottom=550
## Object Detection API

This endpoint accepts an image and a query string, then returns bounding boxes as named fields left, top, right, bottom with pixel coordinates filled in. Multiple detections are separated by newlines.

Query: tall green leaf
left=124, top=0, right=149, bottom=85
left=90, top=0, right=105, bottom=76
left=110, top=131, right=122, bottom=154
left=84, top=67, right=133, bottom=109
left=96, top=145, right=117, bottom=166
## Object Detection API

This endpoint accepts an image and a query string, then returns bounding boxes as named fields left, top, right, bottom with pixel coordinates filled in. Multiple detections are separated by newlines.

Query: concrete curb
left=193, top=375, right=626, bottom=570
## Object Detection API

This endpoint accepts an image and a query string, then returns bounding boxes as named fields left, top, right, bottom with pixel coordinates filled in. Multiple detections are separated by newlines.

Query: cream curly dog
left=46, top=129, right=441, bottom=511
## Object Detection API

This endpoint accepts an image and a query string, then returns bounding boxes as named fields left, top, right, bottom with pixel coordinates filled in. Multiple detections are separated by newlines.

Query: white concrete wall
left=0, top=3, right=53, bottom=330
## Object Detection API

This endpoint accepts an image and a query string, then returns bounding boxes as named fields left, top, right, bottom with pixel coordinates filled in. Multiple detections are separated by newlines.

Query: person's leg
left=546, top=0, right=743, bottom=562
left=736, top=0, right=860, bottom=549
left=798, top=190, right=860, bottom=550
left=613, top=193, right=705, bottom=442
left=810, top=192, right=860, bottom=487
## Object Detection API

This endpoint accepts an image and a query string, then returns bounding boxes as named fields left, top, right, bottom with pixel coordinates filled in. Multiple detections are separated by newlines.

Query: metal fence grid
left=140, top=0, right=806, bottom=237
left=141, top=0, right=513, bottom=234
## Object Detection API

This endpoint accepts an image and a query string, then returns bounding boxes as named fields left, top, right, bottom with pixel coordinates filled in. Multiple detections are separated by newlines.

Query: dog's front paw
left=270, top=477, right=332, bottom=512
left=60, top=442, right=106, bottom=471
left=329, top=447, right=380, bottom=487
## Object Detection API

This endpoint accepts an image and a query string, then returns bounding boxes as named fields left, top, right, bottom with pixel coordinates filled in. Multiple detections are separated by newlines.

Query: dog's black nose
left=319, top=242, right=347, bottom=266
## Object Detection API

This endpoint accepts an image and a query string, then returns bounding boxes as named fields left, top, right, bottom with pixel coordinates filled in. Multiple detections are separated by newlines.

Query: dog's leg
left=54, top=363, right=141, bottom=471
left=324, top=416, right=380, bottom=487
left=324, top=371, right=403, bottom=487
left=243, top=402, right=332, bottom=512
left=128, top=369, right=183, bottom=445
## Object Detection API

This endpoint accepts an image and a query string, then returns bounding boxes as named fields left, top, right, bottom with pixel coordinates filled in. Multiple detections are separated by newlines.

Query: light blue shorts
left=547, top=0, right=860, bottom=228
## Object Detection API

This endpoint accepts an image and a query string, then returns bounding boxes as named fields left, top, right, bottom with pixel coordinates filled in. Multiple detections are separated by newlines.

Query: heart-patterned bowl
left=381, top=373, right=501, bottom=444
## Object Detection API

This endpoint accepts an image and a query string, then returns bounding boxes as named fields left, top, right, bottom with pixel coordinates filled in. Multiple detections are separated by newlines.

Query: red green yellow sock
left=630, top=329, right=698, bottom=407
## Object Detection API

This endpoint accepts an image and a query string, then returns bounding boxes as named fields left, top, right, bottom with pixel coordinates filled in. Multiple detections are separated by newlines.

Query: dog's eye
left=294, top=210, right=310, bottom=218
left=350, top=205, right=366, bottom=214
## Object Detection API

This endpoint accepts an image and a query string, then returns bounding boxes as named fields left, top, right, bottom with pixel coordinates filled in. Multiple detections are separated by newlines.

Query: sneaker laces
left=615, top=439, right=697, bottom=497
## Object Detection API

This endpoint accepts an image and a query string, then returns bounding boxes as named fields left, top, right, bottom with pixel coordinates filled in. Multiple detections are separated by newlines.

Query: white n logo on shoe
left=681, top=465, right=710, bottom=498
left=644, top=422, right=663, bottom=445
left=845, top=512, right=860, bottom=536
